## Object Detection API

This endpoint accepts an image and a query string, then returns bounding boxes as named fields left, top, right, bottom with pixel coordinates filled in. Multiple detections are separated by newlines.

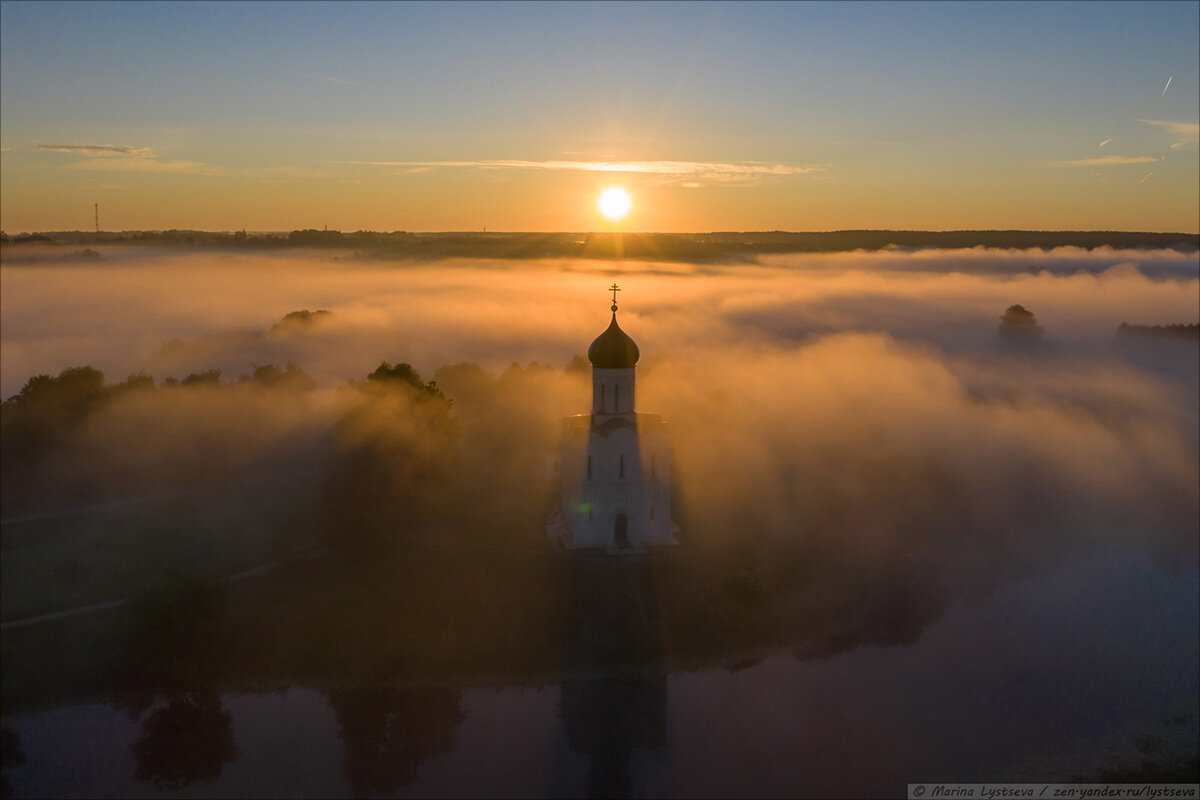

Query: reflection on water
left=131, top=691, right=237, bottom=789
left=563, top=676, right=666, bottom=799
left=329, top=687, right=463, bottom=797
left=561, top=558, right=666, bottom=799
left=1, top=547, right=1196, bottom=798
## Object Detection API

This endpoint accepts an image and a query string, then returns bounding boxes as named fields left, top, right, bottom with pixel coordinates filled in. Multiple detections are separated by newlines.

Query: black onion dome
left=588, top=313, right=640, bottom=368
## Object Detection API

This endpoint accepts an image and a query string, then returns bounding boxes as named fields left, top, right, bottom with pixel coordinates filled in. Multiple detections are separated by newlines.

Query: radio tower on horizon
left=94, top=203, right=99, bottom=235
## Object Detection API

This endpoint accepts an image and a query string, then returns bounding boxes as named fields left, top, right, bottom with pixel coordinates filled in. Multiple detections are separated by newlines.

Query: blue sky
left=2, top=1, right=1197, bottom=231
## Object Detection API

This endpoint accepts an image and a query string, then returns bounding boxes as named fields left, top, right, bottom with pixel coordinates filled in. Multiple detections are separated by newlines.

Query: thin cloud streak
left=64, top=158, right=225, bottom=175
left=1052, top=155, right=1159, bottom=168
left=1161, top=75, right=1173, bottom=98
left=61, top=160, right=344, bottom=180
left=38, top=144, right=156, bottom=158
left=1139, top=119, right=1200, bottom=151
left=1098, top=138, right=1112, bottom=148
left=335, top=159, right=825, bottom=178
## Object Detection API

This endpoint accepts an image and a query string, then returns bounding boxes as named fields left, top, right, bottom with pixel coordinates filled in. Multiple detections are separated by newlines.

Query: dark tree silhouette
left=1117, top=321, right=1200, bottom=341
left=287, top=228, right=344, bottom=245
left=241, top=362, right=317, bottom=391
left=124, top=568, right=230, bottom=694
left=366, top=361, right=447, bottom=402
left=118, top=569, right=238, bottom=788
left=270, top=309, right=333, bottom=334
left=181, top=369, right=221, bottom=386
left=998, top=304, right=1044, bottom=345
left=2, top=365, right=105, bottom=412
left=114, top=372, right=156, bottom=393
left=320, top=362, right=455, bottom=553
left=1, top=366, right=108, bottom=470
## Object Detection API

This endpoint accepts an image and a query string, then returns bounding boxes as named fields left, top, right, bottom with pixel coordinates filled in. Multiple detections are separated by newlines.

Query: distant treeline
left=1116, top=322, right=1200, bottom=341
left=3, top=228, right=1196, bottom=260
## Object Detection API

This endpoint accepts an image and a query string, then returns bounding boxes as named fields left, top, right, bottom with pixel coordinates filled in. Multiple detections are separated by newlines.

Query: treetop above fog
left=1000, top=305, right=1039, bottom=326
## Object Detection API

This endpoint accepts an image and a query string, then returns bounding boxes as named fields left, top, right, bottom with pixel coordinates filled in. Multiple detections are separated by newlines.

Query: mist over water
left=2, top=245, right=1197, bottom=398
left=3, top=246, right=1197, bottom=569
left=1, top=245, right=1197, bottom=795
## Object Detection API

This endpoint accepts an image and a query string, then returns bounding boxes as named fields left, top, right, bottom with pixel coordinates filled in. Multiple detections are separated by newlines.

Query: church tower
left=549, top=286, right=677, bottom=553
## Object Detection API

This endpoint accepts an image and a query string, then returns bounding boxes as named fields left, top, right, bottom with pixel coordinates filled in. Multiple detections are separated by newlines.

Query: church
left=547, top=286, right=678, bottom=554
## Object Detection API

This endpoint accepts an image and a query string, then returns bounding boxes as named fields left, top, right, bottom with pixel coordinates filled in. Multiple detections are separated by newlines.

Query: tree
left=366, top=362, right=447, bottom=403
left=270, top=309, right=332, bottom=335
left=3, top=366, right=105, bottom=412
left=181, top=369, right=221, bottom=386
left=1, top=366, right=109, bottom=469
left=998, top=304, right=1044, bottom=345
left=241, top=362, right=316, bottom=391
left=114, top=373, right=156, bottom=394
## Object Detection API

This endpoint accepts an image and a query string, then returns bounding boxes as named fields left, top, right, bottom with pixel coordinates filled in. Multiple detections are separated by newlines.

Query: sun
left=598, top=187, right=632, bottom=222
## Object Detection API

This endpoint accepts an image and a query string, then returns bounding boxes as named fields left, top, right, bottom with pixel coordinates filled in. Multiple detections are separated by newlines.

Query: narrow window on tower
left=651, top=453, right=656, bottom=477
left=619, top=454, right=625, bottom=478
left=587, top=455, right=592, bottom=480
left=650, top=505, right=655, bottom=519
left=600, top=384, right=605, bottom=412
left=615, top=384, right=620, bottom=411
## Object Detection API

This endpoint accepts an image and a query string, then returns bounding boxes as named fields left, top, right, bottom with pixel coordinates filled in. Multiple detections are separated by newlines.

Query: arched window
left=587, top=455, right=592, bottom=480
left=619, top=454, right=624, bottom=478
left=600, top=384, right=605, bottom=412
left=615, top=513, right=629, bottom=548
left=615, top=384, right=620, bottom=411
left=650, top=505, right=655, bottom=519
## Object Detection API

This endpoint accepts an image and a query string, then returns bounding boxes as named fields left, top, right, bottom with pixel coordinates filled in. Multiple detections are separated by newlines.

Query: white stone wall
left=591, top=367, right=636, bottom=416
left=556, top=412, right=675, bottom=551
left=638, top=425, right=674, bottom=545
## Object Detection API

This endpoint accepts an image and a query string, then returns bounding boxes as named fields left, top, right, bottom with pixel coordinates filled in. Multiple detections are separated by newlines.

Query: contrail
left=1161, top=76, right=1172, bottom=98
left=1140, top=172, right=1153, bottom=184
left=1099, top=138, right=1112, bottom=148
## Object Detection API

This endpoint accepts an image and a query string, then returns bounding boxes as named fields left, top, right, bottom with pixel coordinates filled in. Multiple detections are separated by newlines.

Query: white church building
left=548, top=286, right=678, bottom=554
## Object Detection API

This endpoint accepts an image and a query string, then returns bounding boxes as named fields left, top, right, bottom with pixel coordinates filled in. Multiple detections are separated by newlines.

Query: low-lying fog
left=3, top=245, right=1197, bottom=397
left=2, top=245, right=1197, bottom=595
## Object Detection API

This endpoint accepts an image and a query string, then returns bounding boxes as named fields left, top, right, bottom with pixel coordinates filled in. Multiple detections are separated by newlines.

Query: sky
left=1, top=0, right=1197, bottom=233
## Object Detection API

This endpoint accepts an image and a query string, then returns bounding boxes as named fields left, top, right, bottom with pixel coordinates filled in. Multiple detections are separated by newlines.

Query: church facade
left=548, top=287, right=677, bottom=554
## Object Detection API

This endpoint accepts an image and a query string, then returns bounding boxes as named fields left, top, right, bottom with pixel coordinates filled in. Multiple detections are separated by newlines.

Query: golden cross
left=610, top=283, right=620, bottom=308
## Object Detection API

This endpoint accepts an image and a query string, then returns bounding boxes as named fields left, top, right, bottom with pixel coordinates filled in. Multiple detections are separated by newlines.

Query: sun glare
left=598, top=187, right=632, bottom=222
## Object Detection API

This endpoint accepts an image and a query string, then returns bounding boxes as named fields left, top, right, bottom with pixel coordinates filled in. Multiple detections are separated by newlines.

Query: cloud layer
left=336, top=159, right=825, bottom=182
left=1139, top=119, right=1200, bottom=151
left=2, top=246, right=1196, bottom=398
left=37, top=143, right=157, bottom=158
left=2, top=246, right=1196, bottom=602
left=1052, top=155, right=1159, bottom=167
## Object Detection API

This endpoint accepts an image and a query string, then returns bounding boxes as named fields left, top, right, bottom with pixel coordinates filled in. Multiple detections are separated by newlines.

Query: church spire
left=588, top=285, right=639, bottom=369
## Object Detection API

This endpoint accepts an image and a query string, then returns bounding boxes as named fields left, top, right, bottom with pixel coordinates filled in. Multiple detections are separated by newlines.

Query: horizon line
left=5, top=227, right=1199, bottom=237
